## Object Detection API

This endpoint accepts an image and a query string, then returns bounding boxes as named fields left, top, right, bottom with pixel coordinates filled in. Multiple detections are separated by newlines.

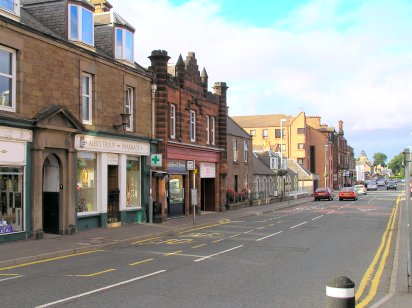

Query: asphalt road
left=0, top=189, right=401, bottom=308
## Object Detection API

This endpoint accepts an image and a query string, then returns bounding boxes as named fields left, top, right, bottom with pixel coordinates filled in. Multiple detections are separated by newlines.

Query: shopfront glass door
left=107, top=165, right=119, bottom=224
left=168, top=175, right=185, bottom=217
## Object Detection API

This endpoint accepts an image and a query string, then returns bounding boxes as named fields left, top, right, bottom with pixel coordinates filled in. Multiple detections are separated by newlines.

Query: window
left=81, top=73, right=92, bottom=124
left=244, top=174, right=248, bottom=188
left=69, top=4, right=94, bottom=46
left=244, top=141, right=248, bottom=163
left=211, top=117, right=216, bottom=145
left=275, top=129, right=285, bottom=138
left=1, top=0, right=19, bottom=15
left=298, top=143, right=305, bottom=149
left=298, top=158, right=304, bottom=165
left=77, top=152, right=97, bottom=213
left=115, top=28, right=134, bottom=62
left=250, top=130, right=255, bottom=136
left=190, top=110, right=196, bottom=142
left=297, top=128, right=305, bottom=134
left=233, top=138, right=238, bottom=161
left=0, top=45, right=16, bottom=112
left=282, top=144, right=286, bottom=152
left=206, top=115, right=210, bottom=144
left=0, top=166, right=24, bottom=233
left=125, top=86, right=133, bottom=131
left=170, top=104, right=176, bottom=139
left=126, top=157, right=141, bottom=207
left=262, top=129, right=268, bottom=137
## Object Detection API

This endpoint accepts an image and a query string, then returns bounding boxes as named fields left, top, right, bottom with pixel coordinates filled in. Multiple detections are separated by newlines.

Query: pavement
left=1, top=195, right=411, bottom=307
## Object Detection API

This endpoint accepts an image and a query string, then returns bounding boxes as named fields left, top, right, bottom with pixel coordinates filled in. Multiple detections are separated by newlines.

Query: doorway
left=42, top=154, right=60, bottom=234
left=201, top=178, right=215, bottom=211
left=168, top=175, right=185, bottom=217
left=107, top=165, right=120, bottom=224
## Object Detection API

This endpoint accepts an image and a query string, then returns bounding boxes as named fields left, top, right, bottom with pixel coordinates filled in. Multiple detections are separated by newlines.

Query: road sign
left=151, top=154, right=162, bottom=167
left=187, top=160, right=195, bottom=170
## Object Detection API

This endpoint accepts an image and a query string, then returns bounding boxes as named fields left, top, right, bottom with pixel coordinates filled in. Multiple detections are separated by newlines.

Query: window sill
left=77, top=211, right=99, bottom=217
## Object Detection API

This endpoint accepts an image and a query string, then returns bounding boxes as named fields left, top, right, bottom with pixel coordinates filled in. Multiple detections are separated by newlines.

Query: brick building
left=0, top=0, right=156, bottom=241
left=148, top=51, right=228, bottom=217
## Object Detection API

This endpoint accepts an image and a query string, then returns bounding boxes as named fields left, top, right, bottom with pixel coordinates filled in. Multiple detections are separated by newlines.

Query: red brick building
left=149, top=51, right=228, bottom=217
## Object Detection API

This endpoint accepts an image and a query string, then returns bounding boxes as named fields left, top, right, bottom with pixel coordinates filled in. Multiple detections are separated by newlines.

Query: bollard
left=326, top=276, right=355, bottom=308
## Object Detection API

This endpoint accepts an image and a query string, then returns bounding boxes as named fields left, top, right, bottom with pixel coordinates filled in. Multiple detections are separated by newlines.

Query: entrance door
left=107, top=165, right=120, bottom=224
left=168, top=175, right=185, bottom=217
left=201, top=178, right=215, bottom=211
left=43, top=154, right=60, bottom=234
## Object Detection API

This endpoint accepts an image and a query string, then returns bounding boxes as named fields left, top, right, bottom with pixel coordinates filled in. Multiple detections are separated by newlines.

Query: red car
left=339, top=187, right=358, bottom=201
left=313, top=187, right=334, bottom=201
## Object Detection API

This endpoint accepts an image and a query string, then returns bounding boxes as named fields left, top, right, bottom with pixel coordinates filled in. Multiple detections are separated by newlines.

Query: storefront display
left=76, top=152, right=97, bottom=212
left=126, top=157, right=141, bottom=208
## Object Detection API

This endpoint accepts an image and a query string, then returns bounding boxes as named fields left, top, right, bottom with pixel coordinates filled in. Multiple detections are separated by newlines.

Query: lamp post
left=324, top=144, right=329, bottom=187
left=280, top=119, right=287, bottom=169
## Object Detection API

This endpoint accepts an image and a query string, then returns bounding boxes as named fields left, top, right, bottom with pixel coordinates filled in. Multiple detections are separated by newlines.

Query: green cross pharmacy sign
left=151, top=154, right=162, bottom=167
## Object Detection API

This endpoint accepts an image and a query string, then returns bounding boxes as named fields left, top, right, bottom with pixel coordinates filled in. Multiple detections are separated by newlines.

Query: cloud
left=108, top=0, right=412, bottom=159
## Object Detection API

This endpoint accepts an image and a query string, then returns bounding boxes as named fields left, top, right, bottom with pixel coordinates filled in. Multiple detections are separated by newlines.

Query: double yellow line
left=355, top=194, right=401, bottom=307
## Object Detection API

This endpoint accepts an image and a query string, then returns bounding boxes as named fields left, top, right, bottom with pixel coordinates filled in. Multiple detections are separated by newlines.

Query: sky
left=109, top=0, right=412, bottom=162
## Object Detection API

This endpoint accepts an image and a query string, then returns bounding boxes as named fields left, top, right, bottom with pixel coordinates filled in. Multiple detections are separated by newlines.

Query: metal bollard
left=326, top=276, right=355, bottom=308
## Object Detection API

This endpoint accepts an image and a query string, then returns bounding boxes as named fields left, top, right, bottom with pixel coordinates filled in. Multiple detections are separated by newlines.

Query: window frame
left=68, top=4, right=94, bottom=46
left=205, top=115, right=210, bottom=144
left=262, top=129, right=268, bottom=137
left=250, top=130, right=256, bottom=136
left=125, top=86, right=133, bottom=131
left=298, top=143, right=305, bottom=149
left=0, top=45, right=16, bottom=112
left=190, top=110, right=196, bottom=142
left=243, top=140, right=248, bottom=163
left=297, top=158, right=304, bottom=165
left=211, top=116, right=216, bottom=145
left=170, top=104, right=176, bottom=139
left=115, top=27, right=134, bottom=62
left=0, top=0, right=20, bottom=16
left=297, top=128, right=305, bottom=134
left=81, top=73, right=92, bottom=124
left=233, top=138, right=238, bottom=162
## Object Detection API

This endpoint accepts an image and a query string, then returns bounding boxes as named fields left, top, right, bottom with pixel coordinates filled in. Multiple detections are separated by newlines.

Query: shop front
left=167, top=160, right=187, bottom=217
left=75, top=135, right=150, bottom=230
left=0, top=126, right=32, bottom=242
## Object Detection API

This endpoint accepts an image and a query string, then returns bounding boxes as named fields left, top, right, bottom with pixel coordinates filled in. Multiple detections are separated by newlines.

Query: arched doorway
left=43, top=154, right=60, bottom=234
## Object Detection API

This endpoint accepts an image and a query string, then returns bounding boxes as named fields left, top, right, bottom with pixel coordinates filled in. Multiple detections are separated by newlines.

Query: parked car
left=367, top=181, right=377, bottom=191
left=377, top=180, right=386, bottom=187
left=339, top=187, right=358, bottom=201
left=386, top=181, right=397, bottom=190
left=313, top=188, right=334, bottom=201
left=354, top=184, right=367, bottom=195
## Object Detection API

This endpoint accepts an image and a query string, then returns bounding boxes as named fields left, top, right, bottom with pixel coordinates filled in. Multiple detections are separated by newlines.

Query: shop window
left=0, top=45, right=16, bottom=112
left=68, top=4, right=94, bottom=46
left=76, top=152, right=97, bottom=213
left=0, top=167, right=24, bottom=234
left=126, top=157, right=141, bottom=208
left=115, top=28, right=134, bottom=62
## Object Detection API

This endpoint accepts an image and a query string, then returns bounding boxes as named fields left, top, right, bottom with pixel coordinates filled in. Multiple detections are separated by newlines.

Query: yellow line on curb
left=177, top=222, right=230, bottom=235
left=67, top=268, right=116, bottom=277
left=0, top=273, right=20, bottom=276
left=0, top=250, right=104, bottom=271
left=129, top=258, right=154, bottom=266
left=356, top=194, right=400, bottom=305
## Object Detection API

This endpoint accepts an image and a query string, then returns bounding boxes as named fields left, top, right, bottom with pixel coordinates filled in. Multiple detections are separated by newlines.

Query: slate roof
left=94, top=11, right=135, bottom=31
left=20, top=8, right=62, bottom=39
left=232, top=114, right=290, bottom=128
left=286, top=159, right=312, bottom=180
left=253, top=154, right=276, bottom=176
left=227, top=116, right=251, bottom=139
left=21, top=0, right=94, bottom=9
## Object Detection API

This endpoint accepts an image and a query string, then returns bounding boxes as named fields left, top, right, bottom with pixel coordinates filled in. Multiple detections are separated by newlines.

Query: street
left=0, top=189, right=400, bottom=308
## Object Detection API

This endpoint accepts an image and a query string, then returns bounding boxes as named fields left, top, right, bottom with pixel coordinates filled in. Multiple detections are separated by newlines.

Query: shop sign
left=200, top=162, right=215, bottom=178
left=187, top=160, right=195, bottom=170
left=168, top=160, right=186, bottom=173
left=342, top=170, right=350, bottom=177
left=75, top=135, right=150, bottom=156
left=0, top=140, right=26, bottom=165
left=0, top=126, right=32, bottom=142
left=151, top=154, right=162, bottom=167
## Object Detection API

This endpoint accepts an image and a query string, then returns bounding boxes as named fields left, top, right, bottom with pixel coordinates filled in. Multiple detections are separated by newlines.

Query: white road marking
left=290, top=222, right=307, bottom=229
left=193, top=245, right=244, bottom=262
left=0, top=275, right=23, bottom=282
left=36, top=270, right=166, bottom=307
left=358, top=208, right=377, bottom=212
left=311, top=215, right=323, bottom=221
left=326, top=210, right=335, bottom=214
left=256, top=231, right=283, bottom=242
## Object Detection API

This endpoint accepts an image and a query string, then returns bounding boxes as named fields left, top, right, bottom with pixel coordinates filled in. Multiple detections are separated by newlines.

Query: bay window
left=115, top=28, right=134, bottom=62
left=69, top=4, right=94, bottom=46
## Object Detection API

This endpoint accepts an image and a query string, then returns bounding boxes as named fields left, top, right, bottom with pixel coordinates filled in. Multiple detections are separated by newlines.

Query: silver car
left=367, top=181, right=377, bottom=191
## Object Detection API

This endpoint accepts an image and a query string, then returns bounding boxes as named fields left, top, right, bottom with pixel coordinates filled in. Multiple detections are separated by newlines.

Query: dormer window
left=115, top=28, right=134, bottom=62
left=0, top=0, right=20, bottom=17
left=69, top=4, right=94, bottom=46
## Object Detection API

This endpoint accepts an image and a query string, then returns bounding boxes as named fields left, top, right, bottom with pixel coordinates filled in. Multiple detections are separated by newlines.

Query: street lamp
left=324, top=144, right=329, bottom=187
left=280, top=118, right=287, bottom=169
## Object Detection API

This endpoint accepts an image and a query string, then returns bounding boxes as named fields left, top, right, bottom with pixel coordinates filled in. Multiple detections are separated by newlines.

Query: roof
left=227, top=116, right=251, bottom=139
left=20, top=8, right=62, bottom=39
left=22, top=0, right=94, bottom=9
left=231, top=114, right=290, bottom=128
left=253, top=154, right=276, bottom=175
left=286, top=159, right=312, bottom=180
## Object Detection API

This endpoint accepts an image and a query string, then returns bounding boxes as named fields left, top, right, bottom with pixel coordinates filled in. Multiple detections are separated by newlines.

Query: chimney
left=338, top=120, right=343, bottom=135
left=175, top=54, right=185, bottom=89
left=90, top=0, right=113, bottom=13
left=200, top=67, right=208, bottom=97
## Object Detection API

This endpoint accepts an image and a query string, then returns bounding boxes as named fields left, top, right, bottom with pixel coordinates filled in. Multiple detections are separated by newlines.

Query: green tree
left=373, top=152, right=388, bottom=167
left=388, top=153, right=405, bottom=177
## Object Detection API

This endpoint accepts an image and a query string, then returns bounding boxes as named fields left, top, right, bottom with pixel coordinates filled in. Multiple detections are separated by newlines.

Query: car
left=313, top=187, right=334, bottom=201
left=401, top=179, right=405, bottom=183
left=354, top=184, right=367, bottom=195
left=367, top=181, right=377, bottom=191
left=339, top=187, right=358, bottom=201
left=377, top=180, right=386, bottom=187
left=386, top=181, right=397, bottom=190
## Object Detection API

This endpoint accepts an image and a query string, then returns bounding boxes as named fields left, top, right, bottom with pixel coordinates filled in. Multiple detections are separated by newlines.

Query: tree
left=388, top=153, right=405, bottom=177
left=373, top=152, right=388, bottom=167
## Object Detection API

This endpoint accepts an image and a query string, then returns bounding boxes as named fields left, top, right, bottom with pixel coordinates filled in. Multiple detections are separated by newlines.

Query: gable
left=34, top=105, right=85, bottom=132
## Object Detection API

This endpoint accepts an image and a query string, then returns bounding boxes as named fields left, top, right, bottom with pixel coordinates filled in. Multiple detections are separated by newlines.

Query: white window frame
left=205, top=115, right=210, bottom=144
left=298, top=143, right=304, bottom=149
left=298, top=158, right=304, bottom=165
left=81, top=73, right=92, bottom=124
left=233, top=138, right=238, bottom=162
left=250, top=130, right=255, bottom=136
left=244, top=141, right=248, bottom=163
left=170, top=104, right=176, bottom=139
left=263, top=129, right=268, bottom=137
left=68, top=4, right=94, bottom=46
left=0, top=0, right=20, bottom=16
left=211, top=116, right=216, bottom=145
left=125, top=86, right=133, bottom=131
left=0, top=45, right=16, bottom=112
left=190, top=110, right=196, bottom=142
left=115, top=27, right=134, bottom=62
